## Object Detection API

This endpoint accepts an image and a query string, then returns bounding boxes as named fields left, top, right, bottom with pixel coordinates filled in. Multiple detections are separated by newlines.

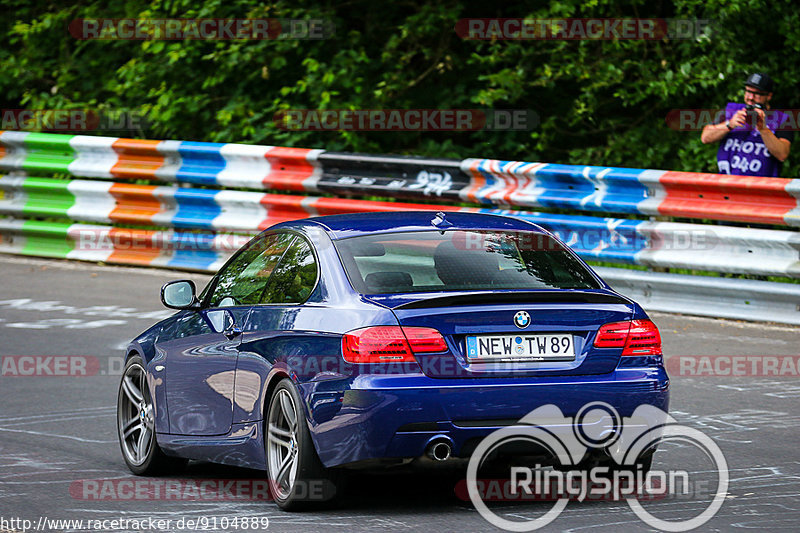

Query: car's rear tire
left=265, top=378, right=343, bottom=510
left=117, top=355, right=186, bottom=475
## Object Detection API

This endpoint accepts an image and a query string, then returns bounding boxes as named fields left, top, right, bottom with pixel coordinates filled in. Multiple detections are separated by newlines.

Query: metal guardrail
left=1, top=131, right=798, bottom=324
left=596, top=267, right=800, bottom=325
left=1, top=131, right=798, bottom=226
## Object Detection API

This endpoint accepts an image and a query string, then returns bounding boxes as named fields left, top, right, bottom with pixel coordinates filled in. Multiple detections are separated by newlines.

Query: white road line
left=0, top=406, right=114, bottom=423
left=0, top=427, right=116, bottom=443
left=0, top=413, right=114, bottom=428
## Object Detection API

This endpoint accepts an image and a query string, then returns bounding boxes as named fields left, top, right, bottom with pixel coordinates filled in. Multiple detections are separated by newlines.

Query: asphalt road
left=1, top=254, right=798, bottom=532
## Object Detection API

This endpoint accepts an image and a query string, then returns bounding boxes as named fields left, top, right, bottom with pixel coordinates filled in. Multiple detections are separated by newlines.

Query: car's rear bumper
left=306, top=367, right=670, bottom=468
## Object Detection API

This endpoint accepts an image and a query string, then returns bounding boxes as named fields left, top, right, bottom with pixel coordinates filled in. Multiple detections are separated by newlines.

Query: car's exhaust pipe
left=426, top=436, right=453, bottom=461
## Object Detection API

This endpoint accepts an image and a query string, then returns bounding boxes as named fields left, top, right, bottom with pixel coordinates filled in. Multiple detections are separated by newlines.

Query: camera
left=744, top=102, right=764, bottom=127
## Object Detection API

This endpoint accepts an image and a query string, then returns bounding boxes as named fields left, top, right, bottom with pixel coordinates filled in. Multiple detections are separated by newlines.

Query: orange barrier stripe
left=463, top=159, right=487, bottom=203
left=0, top=131, right=6, bottom=160
left=110, top=138, right=165, bottom=180
left=264, top=147, right=317, bottom=191
left=108, top=183, right=162, bottom=224
left=106, top=228, right=163, bottom=264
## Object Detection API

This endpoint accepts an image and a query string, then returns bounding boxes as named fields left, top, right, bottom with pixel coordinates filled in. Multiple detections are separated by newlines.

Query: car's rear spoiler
left=391, top=290, right=631, bottom=310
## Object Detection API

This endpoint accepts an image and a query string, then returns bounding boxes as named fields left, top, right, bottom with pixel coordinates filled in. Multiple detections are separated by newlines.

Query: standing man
left=701, top=73, right=792, bottom=177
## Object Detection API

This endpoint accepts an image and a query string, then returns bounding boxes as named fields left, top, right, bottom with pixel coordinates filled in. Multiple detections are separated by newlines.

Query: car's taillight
left=594, top=320, right=662, bottom=356
left=403, top=327, right=448, bottom=353
left=594, top=322, right=631, bottom=348
left=623, top=320, right=662, bottom=356
left=342, top=326, right=447, bottom=363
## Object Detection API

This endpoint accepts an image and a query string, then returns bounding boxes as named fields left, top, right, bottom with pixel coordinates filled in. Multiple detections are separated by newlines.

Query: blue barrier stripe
left=166, top=249, right=221, bottom=270
left=172, top=188, right=222, bottom=229
left=175, top=142, right=227, bottom=185
left=165, top=232, right=221, bottom=270
left=532, top=165, right=649, bottom=214
left=169, top=231, right=218, bottom=251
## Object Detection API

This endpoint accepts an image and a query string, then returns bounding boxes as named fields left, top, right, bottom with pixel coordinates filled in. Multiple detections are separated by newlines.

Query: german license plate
left=465, top=334, right=575, bottom=361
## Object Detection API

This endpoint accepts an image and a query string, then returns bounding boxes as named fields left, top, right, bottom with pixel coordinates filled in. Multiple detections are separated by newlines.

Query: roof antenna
left=431, top=211, right=452, bottom=233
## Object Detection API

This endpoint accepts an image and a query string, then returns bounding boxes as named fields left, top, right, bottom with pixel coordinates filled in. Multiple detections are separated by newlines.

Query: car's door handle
left=224, top=325, right=243, bottom=339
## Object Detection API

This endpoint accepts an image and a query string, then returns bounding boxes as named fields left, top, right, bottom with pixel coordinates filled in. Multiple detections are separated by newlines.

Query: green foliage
left=2, top=0, right=798, bottom=176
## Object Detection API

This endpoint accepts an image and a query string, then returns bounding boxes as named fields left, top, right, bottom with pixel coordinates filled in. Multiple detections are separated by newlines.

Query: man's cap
left=744, top=72, right=774, bottom=93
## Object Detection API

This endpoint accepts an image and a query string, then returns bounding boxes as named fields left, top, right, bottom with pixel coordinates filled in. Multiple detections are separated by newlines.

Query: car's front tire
left=117, top=355, right=185, bottom=475
left=265, top=378, right=342, bottom=510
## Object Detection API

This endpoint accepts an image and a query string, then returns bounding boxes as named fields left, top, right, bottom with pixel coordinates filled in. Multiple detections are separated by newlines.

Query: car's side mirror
left=161, top=280, right=200, bottom=310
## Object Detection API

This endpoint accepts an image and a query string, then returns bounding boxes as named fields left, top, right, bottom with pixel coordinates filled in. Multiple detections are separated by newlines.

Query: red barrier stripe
left=111, top=139, right=165, bottom=180
left=256, top=195, right=445, bottom=229
left=257, top=194, right=312, bottom=229
left=314, top=197, right=442, bottom=215
left=263, top=147, right=317, bottom=191
left=0, top=131, right=6, bottom=160
left=657, top=171, right=796, bottom=225
left=108, top=183, right=161, bottom=224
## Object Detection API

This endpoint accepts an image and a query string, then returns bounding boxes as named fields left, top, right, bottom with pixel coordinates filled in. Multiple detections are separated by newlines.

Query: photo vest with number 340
left=717, top=102, right=789, bottom=177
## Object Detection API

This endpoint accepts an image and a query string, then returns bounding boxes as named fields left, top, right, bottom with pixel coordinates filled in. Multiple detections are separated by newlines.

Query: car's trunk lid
left=366, top=290, right=634, bottom=378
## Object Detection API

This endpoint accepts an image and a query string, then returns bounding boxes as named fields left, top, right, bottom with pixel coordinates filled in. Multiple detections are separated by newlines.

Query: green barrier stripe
left=21, top=177, right=75, bottom=217
left=22, top=133, right=76, bottom=175
left=20, top=220, right=74, bottom=257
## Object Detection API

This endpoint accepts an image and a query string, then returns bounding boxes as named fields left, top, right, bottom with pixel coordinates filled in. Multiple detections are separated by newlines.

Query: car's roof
left=286, top=211, right=547, bottom=240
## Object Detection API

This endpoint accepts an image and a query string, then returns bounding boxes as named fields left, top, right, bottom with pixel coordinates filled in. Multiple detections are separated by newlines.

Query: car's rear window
left=334, top=230, right=601, bottom=294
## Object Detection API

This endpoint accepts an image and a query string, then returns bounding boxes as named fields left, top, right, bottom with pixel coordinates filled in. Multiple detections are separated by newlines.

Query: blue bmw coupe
left=117, top=211, right=669, bottom=509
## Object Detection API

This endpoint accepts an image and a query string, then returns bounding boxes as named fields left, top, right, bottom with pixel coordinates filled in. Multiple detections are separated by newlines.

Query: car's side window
left=208, top=233, right=295, bottom=308
left=260, top=236, right=318, bottom=304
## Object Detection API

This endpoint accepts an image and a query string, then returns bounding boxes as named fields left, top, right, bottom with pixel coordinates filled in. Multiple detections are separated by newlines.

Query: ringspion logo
left=468, top=403, right=728, bottom=531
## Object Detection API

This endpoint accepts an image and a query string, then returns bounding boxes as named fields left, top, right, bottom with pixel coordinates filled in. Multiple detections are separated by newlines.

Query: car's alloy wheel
left=266, top=379, right=342, bottom=510
left=117, top=355, right=183, bottom=475
left=118, top=359, right=154, bottom=466
left=267, top=387, right=300, bottom=500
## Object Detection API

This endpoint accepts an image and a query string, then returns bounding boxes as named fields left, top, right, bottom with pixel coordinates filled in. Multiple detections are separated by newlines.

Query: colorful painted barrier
left=0, top=219, right=248, bottom=272
left=0, top=131, right=323, bottom=191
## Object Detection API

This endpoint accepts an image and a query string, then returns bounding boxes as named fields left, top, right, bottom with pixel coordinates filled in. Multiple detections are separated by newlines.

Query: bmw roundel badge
left=514, top=311, right=530, bottom=329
